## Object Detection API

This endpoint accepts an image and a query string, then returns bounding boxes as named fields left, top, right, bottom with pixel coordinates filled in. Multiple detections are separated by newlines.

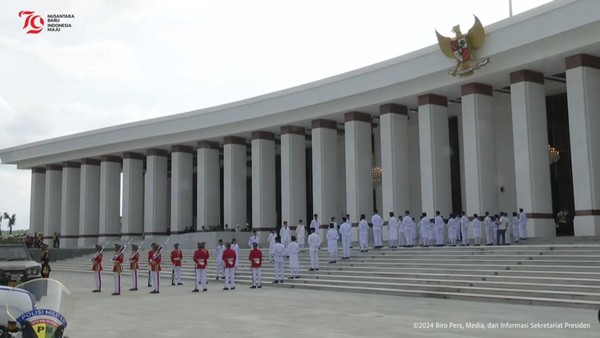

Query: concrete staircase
left=50, top=242, right=600, bottom=309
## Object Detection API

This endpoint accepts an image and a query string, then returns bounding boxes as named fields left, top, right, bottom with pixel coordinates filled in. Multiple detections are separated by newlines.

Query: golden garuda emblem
left=436, top=15, right=489, bottom=77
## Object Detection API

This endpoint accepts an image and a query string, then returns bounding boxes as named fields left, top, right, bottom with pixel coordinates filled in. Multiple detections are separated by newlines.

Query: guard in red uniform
left=112, top=243, right=124, bottom=296
left=248, top=242, right=263, bottom=289
left=129, top=244, right=140, bottom=291
left=91, top=244, right=103, bottom=293
left=222, top=243, right=236, bottom=290
left=192, top=242, right=210, bottom=292
left=148, top=243, right=162, bottom=294
left=170, top=243, right=183, bottom=286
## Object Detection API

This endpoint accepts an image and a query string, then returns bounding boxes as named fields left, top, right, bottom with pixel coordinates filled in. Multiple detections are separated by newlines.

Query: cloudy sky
left=0, top=0, right=552, bottom=231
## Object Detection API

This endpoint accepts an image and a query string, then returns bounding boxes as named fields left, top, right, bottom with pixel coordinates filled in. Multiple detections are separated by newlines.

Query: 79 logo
left=19, top=10, right=45, bottom=34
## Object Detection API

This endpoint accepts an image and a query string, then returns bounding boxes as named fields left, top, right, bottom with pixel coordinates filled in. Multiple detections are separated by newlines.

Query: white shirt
left=215, top=244, right=224, bottom=259
left=339, top=222, right=352, bottom=239
left=358, top=220, right=369, bottom=234
left=371, top=213, right=383, bottom=230
left=272, top=243, right=286, bottom=262
left=389, top=217, right=399, bottom=231
left=248, top=235, right=259, bottom=248
left=309, top=219, right=320, bottom=233
left=308, top=233, right=321, bottom=249
left=280, top=226, right=291, bottom=242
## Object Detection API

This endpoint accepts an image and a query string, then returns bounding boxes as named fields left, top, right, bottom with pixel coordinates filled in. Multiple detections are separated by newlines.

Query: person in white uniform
left=215, top=239, right=224, bottom=280
left=460, top=212, right=470, bottom=246
left=472, top=214, right=482, bottom=246
left=419, top=213, right=430, bottom=247
left=247, top=230, right=259, bottom=248
left=280, top=222, right=292, bottom=248
left=484, top=212, right=494, bottom=246
left=339, top=217, right=352, bottom=259
left=296, top=219, right=306, bottom=250
left=371, top=210, right=383, bottom=249
left=434, top=211, right=445, bottom=247
left=286, top=236, right=300, bottom=278
left=358, top=214, right=369, bottom=252
left=512, top=212, right=520, bottom=243
left=307, top=228, right=321, bottom=271
left=309, top=214, right=320, bottom=239
left=398, top=212, right=406, bottom=248
left=326, top=223, right=339, bottom=263
left=402, top=211, right=415, bottom=248
left=448, top=214, right=457, bottom=246
left=231, top=238, right=240, bottom=275
left=272, top=238, right=286, bottom=283
left=267, top=229, right=277, bottom=261
left=519, top=208, right=528, bottom=240
left=388, top=212, right=399, bottom=248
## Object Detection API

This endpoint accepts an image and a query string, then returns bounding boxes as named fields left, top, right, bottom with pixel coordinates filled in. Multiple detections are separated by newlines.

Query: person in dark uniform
left=40, top=244, right=51, bottom=278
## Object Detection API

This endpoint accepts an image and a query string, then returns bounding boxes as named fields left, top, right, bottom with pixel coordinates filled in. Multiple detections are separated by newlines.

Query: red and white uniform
left=148, top=250, right=162, bottom=292
left=222, top=248, right=236, bottom=289
left=92, top=253, right=103, bottom=291
left=171, top=249, right=183, bottom=285
left=129, top=250, right=139, bottom=290
left=112, top=252, right=124, bottom=294
left=193, top=248, right=210, bottom=290
left=248, top=248, right=263, bottom=287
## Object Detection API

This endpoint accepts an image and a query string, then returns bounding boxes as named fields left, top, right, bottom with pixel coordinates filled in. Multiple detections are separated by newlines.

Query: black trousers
left=497, top=229, right=506, bottom=245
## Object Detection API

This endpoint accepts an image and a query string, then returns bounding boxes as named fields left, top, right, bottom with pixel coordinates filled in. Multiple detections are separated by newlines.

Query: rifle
left=129, top=241, right=145, bottom=261
left=90, top=241, right=110, bottom=262
left=113, top=239, right=133, bottom=260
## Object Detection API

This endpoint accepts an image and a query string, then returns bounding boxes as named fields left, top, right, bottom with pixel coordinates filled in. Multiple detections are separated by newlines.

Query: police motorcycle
left=1, top=279, right=74, bottom=338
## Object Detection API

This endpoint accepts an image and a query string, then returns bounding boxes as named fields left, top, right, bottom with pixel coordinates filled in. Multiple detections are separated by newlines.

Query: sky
left=0, top=0, right=552, bottom=231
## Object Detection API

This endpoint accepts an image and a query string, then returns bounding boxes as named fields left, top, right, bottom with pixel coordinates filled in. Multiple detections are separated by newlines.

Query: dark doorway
left=448, top=116, right=463, bottom=214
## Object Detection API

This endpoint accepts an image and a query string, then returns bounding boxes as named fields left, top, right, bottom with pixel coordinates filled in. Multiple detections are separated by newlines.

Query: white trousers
left=151, top=271, right=160, bottom=291
left=309, top=248, right=319, bottom=269
left=195, top=269, right=207, bottom=290
left=251, top=267, right=262, bottom=286
left=359, top=233, right=368, bottom=250
left=373, top=228, right=382, bottom=246
left=512, top=224, right=520, bottom=242
left=274, top=260, right=284, bottom=280
left=436, top=227, right=444, bottom=245
left=224, top=268, right=235, bottom=289
left=486, top=226, right=495, bottom=244
left=131, top=269, right=138, bottom=289
left=404, top=228, right=414, bottom=246
left=461, top=226, right=469, bottom=245
left=173, top=266, right=182, bottom=284
left=519, top=223, right=527, bottom=239
left=94, top=270, right=101, bottom=290
left=342, top=237, right=351, bottom=258
left=216, top=260, right=224, bottom=278
left=399, top=230, right=406, bottom=246
left=113, top=273, right=121, bottom=293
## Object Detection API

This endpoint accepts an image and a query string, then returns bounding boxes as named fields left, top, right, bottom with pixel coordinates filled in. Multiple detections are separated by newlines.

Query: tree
left=3, top=213, right=16, bottom=235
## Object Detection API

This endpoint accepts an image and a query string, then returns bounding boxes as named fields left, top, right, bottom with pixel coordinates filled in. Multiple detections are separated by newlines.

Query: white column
left=60, top=162, right=80, bottom=248
left=171, top=145, right=194, bottom=234
left=79, top=159, right=100, bottom=247
left=566, top=54, right=600, bottom=236
left=380, top=104, right=409, bottom=218
left=281, top=126, right=306, bottom=232
left=98, top=156, right=121, bottom=243
left=461, top=83, right=498, bottom=216
left=43, top=165, right=62, bottom=246
left=510, top=70, right=555, bottom=237
left=418, top=94, right=452, bottom=216
left=252, top=131, right=277, bottom=240
left=144, top=149, right=168, bottom=238
left=29, top=168, right=45, bottom=236
left=197, top=141, right=221, bottom=231
left=122, top=152, right=144, bottom=241
left=311, top=119, right=338, bottom=238
left=224, top=136, right=247, bottom=230
left=344, top=112, right=374, bottom=224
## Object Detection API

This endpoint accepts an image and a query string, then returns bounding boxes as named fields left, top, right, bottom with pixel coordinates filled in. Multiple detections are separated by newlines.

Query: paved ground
left=46, top=271, right=599, bottom=337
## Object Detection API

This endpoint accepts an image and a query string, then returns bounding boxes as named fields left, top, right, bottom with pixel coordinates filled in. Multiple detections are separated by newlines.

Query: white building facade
left=2, top=0, right=600, bottom=247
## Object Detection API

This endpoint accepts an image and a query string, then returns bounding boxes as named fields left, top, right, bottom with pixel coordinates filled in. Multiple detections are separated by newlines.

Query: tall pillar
left=171, top=145, right=194, bottom=234
left=380, top=104, right=409, bottom=218
left=197, top=141, right=221, bottom=231
left=98, top=156, right=121, bottom=243
left=566, top=54, right=600, bottom=236
left=144, top=149, right=168, bottom=238
left=510, top=70, right=554, bottom=237
left=281, top=126, right=306, bottom=233
left=79, top=159, right=100, bottom=247
left=461, top=83, right=498, bottom=215
left=43, top=164, right=62, bottom=245
left=311, top=119, right=338, bottom=237
left=344, top=112, right=373, bottom=224
left=418, top=94, right=452, bottom=216
left=252, top=131, right=277, bottom=240
left=122, top=152, right=144, bottom=241
left=224, top=137, right=247, bottom=230
left=60, top=162, right=80, bottom=248
left=29, top=168, right=45, bottom=236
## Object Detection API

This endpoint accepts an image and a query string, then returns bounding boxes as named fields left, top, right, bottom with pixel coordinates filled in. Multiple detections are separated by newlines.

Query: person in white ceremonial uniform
left=231, top=238, right=240, bottom=275
left=448, top=214, right=457, bottom=246
left=512, top=212, right=520, bottom=243
left=215, top=239, right=225, bottom=280
left=267, top=229, right=277, bottom=261
left=286, top=236, right=300, bottom=278
left=326, top=223, right=339, bottom=263
left=460, top=212, right=470, bottom=246
left=358, top=214, right=369, bottom=252
left=388, top=212, right=399, bottom=248
left=296, top=220, right=306, bottom=250
left=484, top=212, right=494, bottom=246
left=339, top=217, right=352, bottom=259
left=309, top=214, right=320, bottom=238
left=398, top=212, right=406, bottom=247
left=280, top=222, right=292, bottom=248
left=247, top=230, right=259, bottom=248
left=308, top=228, right=321, bottom=271
left=419, top=213, right=430, bottom=247
left=272, top=238, right=286, bottom=283
left=472, top=214, right=482, bottom=246
left=519, top=208, right=528, bottom=240
left=371, top=210, right=383, bottom=249
left=434, top=211, right=445, bottom=247
left=402, top=211, right=415, bottom=248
